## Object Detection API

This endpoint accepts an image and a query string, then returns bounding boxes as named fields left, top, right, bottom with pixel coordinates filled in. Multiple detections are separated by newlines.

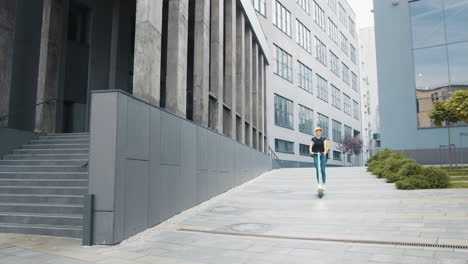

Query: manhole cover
left=228, top=223, right=271, bottom=233
left=210, top=206, right=238, bottom=213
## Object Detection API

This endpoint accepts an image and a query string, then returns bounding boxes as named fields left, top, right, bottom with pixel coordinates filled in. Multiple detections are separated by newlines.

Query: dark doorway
left=62, top=1, right=90, bottom=133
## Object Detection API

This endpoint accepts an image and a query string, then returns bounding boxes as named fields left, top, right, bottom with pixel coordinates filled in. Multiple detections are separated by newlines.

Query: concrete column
left=244, top=29, right=253, bottom=147
left=133, top=0, right=163, bottom=105
left=236, top=10, right=245, bottom=144
left=0, top=0, right=16, bottom=127
left=34, top=0, right=66, bottom=133
left=252, top=42, right=258, bottom=150
left=192, top=0, right=210, bottom=127
left=224, top=0, right=236, bottom=139
left=165, top=0, right=189, bottom=117
left=258, top=54, right=264, bottom=152
left=210, top=0, right=224, bottom=133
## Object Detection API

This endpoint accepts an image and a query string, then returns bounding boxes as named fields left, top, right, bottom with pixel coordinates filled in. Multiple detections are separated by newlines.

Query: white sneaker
left=322, top=184, right=326, bottom=190
left=318, top=184, right=322, bottom=189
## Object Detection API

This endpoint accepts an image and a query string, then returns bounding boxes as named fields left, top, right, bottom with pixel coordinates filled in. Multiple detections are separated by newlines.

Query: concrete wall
left=373, top=0, right=467, bottom=154
left=88, top=90, right=272, bottom=245
left=0, top=127, right=39, bottom=157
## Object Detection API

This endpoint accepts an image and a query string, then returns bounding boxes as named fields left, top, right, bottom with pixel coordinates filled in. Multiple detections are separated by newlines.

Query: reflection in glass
left=410, top=0, right=446, bottom=49
left=413, top=46, right=449, bottom=91
left=448, top=42, right=468, bottom=85
left=445, top=0, right=468, bottom=43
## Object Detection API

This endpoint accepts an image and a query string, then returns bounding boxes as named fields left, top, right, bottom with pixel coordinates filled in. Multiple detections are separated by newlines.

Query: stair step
left=30, top=139, right=89, bottom=145
left=0, top=179, right=88, bottom=187
left=0, top=186, right=87, bottom=195
left=0, top=212, right=82, bottom=226
left=13, top=149, right=89, bottom=155
left=0, top=172, right=88, bottom=180
left=39, top=135, right=89, bottom=140
left=0, top=165, right=87, bottom=173
left=0, top=160, right=88, bottom=166
left=0, top=202, right=83, bottom=214
left=0, top=222, right=81, bottom=238
left=3, top=154, right=89, bottom=160
left=0, top=194, right=84, bottom=204
left=22, top=144, right=89, bottom=150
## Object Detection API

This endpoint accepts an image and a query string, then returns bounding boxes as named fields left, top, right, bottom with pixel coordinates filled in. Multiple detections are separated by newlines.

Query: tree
left=429, top=90, right=467, bottom=169
left=338, top=136, right=364, bottom=166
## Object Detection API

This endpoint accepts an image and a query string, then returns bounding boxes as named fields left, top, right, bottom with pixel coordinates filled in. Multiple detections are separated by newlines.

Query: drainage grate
left=178, top=228, right=468, bottom=250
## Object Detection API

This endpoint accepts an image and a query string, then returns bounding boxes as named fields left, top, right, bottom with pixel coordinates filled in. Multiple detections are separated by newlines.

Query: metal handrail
left=267, top=146, right=279, bottom=160
left=0, top=98, right=58, bottom=122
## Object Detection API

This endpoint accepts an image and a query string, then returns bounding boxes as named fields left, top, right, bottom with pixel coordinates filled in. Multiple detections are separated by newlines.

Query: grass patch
left=449, top=182, right=468, bottom=188
left=450, top=176, right=468, bottom=181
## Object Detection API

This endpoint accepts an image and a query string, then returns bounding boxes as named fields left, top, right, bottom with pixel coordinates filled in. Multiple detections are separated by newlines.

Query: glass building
left=409, top=0, right=468, bottom=128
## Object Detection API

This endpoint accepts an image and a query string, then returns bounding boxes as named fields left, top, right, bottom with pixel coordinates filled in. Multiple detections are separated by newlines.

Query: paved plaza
left=1, top=167, right=468, bottom=264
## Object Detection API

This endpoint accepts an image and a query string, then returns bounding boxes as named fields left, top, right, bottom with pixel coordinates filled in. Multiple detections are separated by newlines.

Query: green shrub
left=379, top=157, right=413, bottom=181
left=387, top=161, right=423, bottom=183
left=367, top=149, right=393, bottom=172
left=395, top=166, right=450, bottom=190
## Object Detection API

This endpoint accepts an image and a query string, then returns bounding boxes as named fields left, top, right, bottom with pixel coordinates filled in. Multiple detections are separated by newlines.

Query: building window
left=350, top=44, right=357, bottom=64
left=328, top=0, right=337, bottom=13
left=317, top=113, right=330, bottom=138
left=339, top=3, right=347, bottom=27
left=330, top=50, right=340, bottom=77
left=333, top=150, right=342, bottom=160
left=349, top=17, right=356, bottom=38
left=342, top=62, right=350, bottom=85
left=351, top=72, right=358, bottom=91
left=273, top=45, right=293, bottom=81
left=316, top=74, right=328, bottom=102
left=343, top=93, right=352, bottom=116
left=353, top=100, right=360, bottom=120
left=251, top=0, right=266, bottom=16
left=299, top=144, right=310, bottom=156
left=344, top=125, right=352, bottom=138
left=328, top=18, right=338, bottom=44
left=299, top=105, right=314, bottom=135
left=275, top=139, right=294, bottom=154
left=331, top=84, right=341, bottom=109
left=297, top=0, right=310, bottom=14
left=332, top=119, right=342, bottom=143
left=313, top=1, right=326, bottom=31
left=296, top=20, right=312, bottom=53
left=315, top=37, right=327, bottom=66
left=273, top=1, right=291, bottom=36
left=298, top=61, right=313, bottom=93
left=274, top=94, right=294, bottom=129
left=340, top=32, right=349, bottom=55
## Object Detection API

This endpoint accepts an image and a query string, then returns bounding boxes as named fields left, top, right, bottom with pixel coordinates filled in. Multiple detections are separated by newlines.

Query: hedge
left=367, top=149, right=450, bottom=190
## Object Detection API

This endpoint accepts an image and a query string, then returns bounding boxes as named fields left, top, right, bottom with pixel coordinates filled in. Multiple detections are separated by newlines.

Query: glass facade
left=331, top=85, right=341, bottom=109
left=273, top=0, right=291, bottom=36
left=343, top=93, right=352, bottom=115
left=297, top=0, right=311, bottom=14
left=299, top=105, right=314, bottom=134
left=296, top=20, right=312, bottom=52
left=274, top=94, right=294, bottom=129
left=274, top=45, right=293, bottom=81
left=317, top=113, right=330, bottom=138
left=313, top=0, right=326, bottom=31
left=328, top=18, right=338, bottom=44
left=330, top=51, right=340, bottom=76
left=410, top=0, right=468, bottom=128
left=315, top=37, right=327, bottom=66
left=275, top=139, right=294, bottom=153
left=298, top=61, right=313, bottom=93
left=332, top=119, right=342, bottom=143
left=252, top=0, right=266, bottom=16
left=299, top=144, right=310, bottom=156
left=316, top=74, right=328, bottom=102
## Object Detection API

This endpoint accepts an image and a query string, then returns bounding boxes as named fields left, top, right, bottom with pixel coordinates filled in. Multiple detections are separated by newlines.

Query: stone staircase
left=0, top=133, right=89, bottom=238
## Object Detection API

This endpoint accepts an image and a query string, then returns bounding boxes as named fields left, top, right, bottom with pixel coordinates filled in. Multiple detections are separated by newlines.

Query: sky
left=346, top=0, right=375, bottom=29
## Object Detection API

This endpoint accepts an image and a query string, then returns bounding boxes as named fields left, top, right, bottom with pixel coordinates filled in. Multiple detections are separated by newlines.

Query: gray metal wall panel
left=88, top=92, right=118, bottom=211
left=148, top=107, right=162, bottom=226
left=89, top=91, right=272, bottom=245
left=124, top=159, right=150, bottom=238
left=160, top=111, right=181, bottom=166
left=126, top=98, right=150, bottom=160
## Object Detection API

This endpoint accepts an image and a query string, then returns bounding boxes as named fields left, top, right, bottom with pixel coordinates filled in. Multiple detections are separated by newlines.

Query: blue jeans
left=313, top=153, right=327, bottom=184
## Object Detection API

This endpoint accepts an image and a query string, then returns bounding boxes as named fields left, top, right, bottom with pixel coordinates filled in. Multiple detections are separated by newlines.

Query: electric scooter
left=316, top=152, right=325, bottom=198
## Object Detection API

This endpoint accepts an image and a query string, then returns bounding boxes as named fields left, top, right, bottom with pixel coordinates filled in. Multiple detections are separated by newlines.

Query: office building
left=253, top=0, right=363, bottom=166
left=374, top=0, right=468, bottom=164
